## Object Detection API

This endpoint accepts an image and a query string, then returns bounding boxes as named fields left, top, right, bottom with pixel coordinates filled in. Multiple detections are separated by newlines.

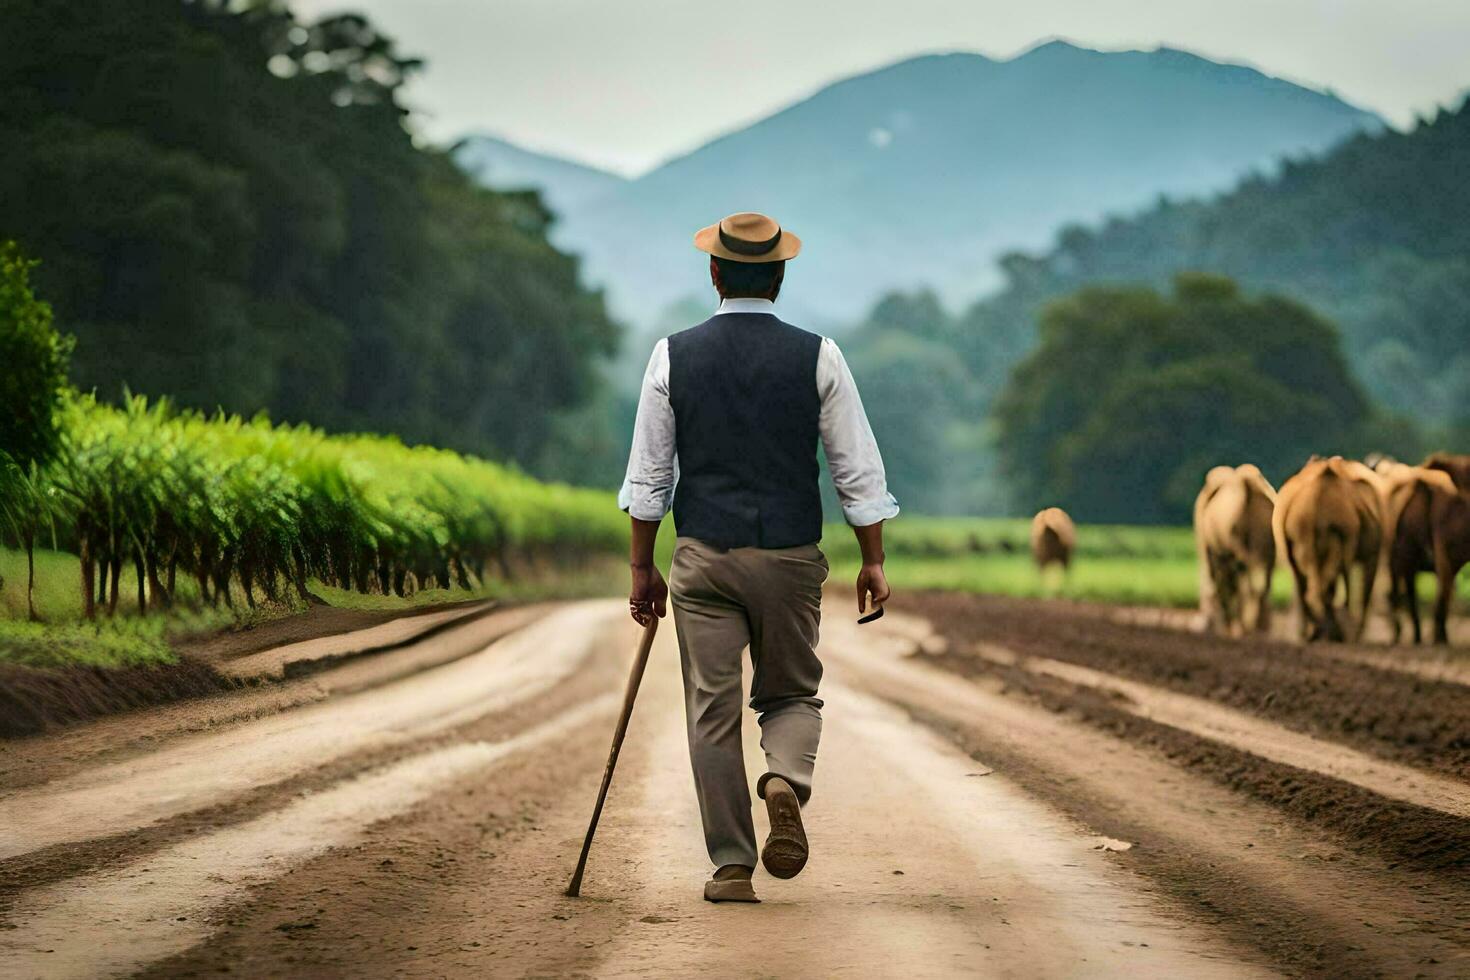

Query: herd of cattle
left=1029, top=454, right=1470, bottom=644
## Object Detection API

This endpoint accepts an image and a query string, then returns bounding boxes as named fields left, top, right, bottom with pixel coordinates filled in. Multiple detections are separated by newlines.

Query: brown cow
left=1421, top=453, right=1470, bottom=644
left=1381, top=464, right=1457, bottom=643
left=1194, top=464, right=1277, bottom=636
left=1273, top=457, right=1384, bottom=642
left=1030, top=508, right=1076, bottom=571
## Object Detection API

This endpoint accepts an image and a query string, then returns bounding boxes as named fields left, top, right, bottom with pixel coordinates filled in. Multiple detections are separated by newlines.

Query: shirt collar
left=715, top=297, right=776, bottom=316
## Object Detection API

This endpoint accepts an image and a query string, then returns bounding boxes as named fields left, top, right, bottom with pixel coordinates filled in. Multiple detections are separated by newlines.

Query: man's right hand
left=629, top=563, right=668, bottom=626
left=856, top=561, right=891, bottom=614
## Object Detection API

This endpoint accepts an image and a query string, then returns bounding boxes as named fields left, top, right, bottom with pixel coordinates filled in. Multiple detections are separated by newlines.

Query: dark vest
left=668, top=312, right=823, bottom=549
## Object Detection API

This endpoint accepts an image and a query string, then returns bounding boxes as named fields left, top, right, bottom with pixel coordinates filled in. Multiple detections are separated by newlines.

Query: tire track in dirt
left=0, top=603, right=551, bottom=793
left=216, top=600, right=497, bottom=680
left=1, top=601, right=502, bottom=740
left=0, top=605, right=625, bottom=912
left=966, top=641, right=1470, bottom=818
left=823, top=611, right=1470, bottom=977
left=0, top=697, right=617, bottom=980
left=0, top=602, right=619, bottom=861
left=894, top=595, right=1470, bottom=878
left=139, top=640, right=646, bottom=979
left=1105, top=604, right=1470, bottom=683
left=907, top=593, right=1470, bottom=780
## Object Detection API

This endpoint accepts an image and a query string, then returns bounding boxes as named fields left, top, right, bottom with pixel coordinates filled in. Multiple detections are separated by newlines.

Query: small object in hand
left=858, top=604, right=884, bottom=625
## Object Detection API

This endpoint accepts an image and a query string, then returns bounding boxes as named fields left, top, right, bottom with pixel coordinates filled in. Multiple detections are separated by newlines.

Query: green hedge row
left=0, top=393, right=624, bottom=618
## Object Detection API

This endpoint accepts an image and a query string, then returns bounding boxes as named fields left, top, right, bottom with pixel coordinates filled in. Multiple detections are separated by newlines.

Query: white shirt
left=617, top=297, right=900, bottom=527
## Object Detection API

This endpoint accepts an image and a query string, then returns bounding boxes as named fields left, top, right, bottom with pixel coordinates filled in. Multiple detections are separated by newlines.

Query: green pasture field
left=820, top=516, right=1470, bottom=611
left=818, top=517, right=1220, bottom=608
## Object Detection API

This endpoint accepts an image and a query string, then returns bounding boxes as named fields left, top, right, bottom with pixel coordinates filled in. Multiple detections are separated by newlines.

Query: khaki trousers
left=669, top=537, right=828, bottom=870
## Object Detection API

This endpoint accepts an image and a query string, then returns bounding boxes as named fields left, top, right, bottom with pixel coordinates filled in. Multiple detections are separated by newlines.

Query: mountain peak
left=829, top=49, right=997, bottom=87
left=1015, top=38, right=1089, bottom=58
left=468, top=44, right=1385, bottom=325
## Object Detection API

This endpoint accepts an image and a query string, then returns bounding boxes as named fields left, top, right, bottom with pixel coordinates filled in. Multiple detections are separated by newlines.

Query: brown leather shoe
left=704, top=864, right=759, bottom=903
left=760, top=776, right=808, bottom=879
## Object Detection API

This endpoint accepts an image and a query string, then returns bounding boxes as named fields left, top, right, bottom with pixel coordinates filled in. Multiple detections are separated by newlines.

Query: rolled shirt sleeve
left=817, top=338, right=900, bottom=526
left=617, top=339, right=678, bottom=521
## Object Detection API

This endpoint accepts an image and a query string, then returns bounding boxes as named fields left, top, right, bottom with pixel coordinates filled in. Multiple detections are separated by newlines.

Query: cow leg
left=1432, top=539, right=1453, bottom=645
left=1284, top=543, right=1312, bottom=641
left=1215, top=563, right=1234, bottom=634
left=1354, top=559, right=1377, bottom=643
left=1290, top=566, right=1312, bottom=641
left=1315, top=569, right=1345, bottom=644
left=1235, top=565, right=1255, bottom=636
left=1248, top=559, right=1275, bottom=634
left=1255, top=564, right=1273, bottom=634
left=1214, top=556, right=1239, bottom=636
left=1323, top=607, right=1343, bottom=642
left=1431, top=574, right=1452, bottom=646
left=1198, top=546, right=1219, bottom=634
left=1387, top=573, right=1403, bottom=644
left=1407, top=573, right=1422, bottom=644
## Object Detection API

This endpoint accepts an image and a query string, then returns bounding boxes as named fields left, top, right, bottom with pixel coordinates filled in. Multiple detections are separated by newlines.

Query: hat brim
left=694, top=222, right=801, bottom=263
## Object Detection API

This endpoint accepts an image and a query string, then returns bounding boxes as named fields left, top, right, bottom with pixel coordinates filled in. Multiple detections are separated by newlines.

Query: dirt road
left=1, top=595, right=1466, bottom=978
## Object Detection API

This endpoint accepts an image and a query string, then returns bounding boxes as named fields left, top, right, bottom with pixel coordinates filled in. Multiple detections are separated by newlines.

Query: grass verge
left=822, top=516, right=1468, bottom=610
left=0, top=546, right=627, bottom=672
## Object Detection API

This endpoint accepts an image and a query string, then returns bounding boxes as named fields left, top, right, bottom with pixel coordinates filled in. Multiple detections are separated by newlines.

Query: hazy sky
left=295, top=0, right=1470, bottom=176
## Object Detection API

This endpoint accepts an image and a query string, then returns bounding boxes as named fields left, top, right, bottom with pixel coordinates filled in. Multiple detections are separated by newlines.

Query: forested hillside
left=841, top=100, right=1466, bottom=516
left=0, top=0, right=617, bottom=475
left=956, top=99, right=1470, bottom=428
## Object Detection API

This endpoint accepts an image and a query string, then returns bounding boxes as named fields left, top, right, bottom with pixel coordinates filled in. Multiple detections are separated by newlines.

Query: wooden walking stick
left=566, top=616, right=659, bottom=897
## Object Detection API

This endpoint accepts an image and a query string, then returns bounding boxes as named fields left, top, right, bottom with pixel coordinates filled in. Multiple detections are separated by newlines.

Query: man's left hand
left=856, top=561, right=890, bottom=614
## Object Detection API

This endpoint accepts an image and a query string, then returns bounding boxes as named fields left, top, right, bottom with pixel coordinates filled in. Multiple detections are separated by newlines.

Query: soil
left=930, top=651, right=1470, bottom=874
left=900, top=592, right=1470, bottom=880
left=0, top=599, right=493, bottom=739
left=820, top=611, right=1470, bottom=978
left=2, top=595, right=1466, bottom=978
left=0, top=658, right=242, bottom=739
left=175, top=597, right=491, bottom=666
left=904, top=592, right=1469, bottom=779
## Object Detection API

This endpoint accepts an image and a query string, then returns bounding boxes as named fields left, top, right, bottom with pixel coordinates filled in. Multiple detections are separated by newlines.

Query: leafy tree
left=994, top=275, right=1372, bottom=523
left=0, top=242, right=71, bottom=469
left=0, top=242, right=72, bottom=617
left=0, top=0, right=617, bottom=479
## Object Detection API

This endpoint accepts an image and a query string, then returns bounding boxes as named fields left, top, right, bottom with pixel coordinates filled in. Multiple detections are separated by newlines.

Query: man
left=618, top=212, right=898, bottom=903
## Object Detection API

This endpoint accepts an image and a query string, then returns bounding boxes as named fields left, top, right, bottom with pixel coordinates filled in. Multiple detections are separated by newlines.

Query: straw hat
left=694, top=212, right=801, bottom=263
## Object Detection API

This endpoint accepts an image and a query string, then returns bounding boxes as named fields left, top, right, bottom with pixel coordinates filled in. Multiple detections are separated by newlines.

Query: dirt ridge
left=0, top=612, right=622, bottom=907
left=0, top=600, right=496, bottom=739
left=0, top=658, right=244, bottom=739
left=909, top=593, right=1470, bottom=778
